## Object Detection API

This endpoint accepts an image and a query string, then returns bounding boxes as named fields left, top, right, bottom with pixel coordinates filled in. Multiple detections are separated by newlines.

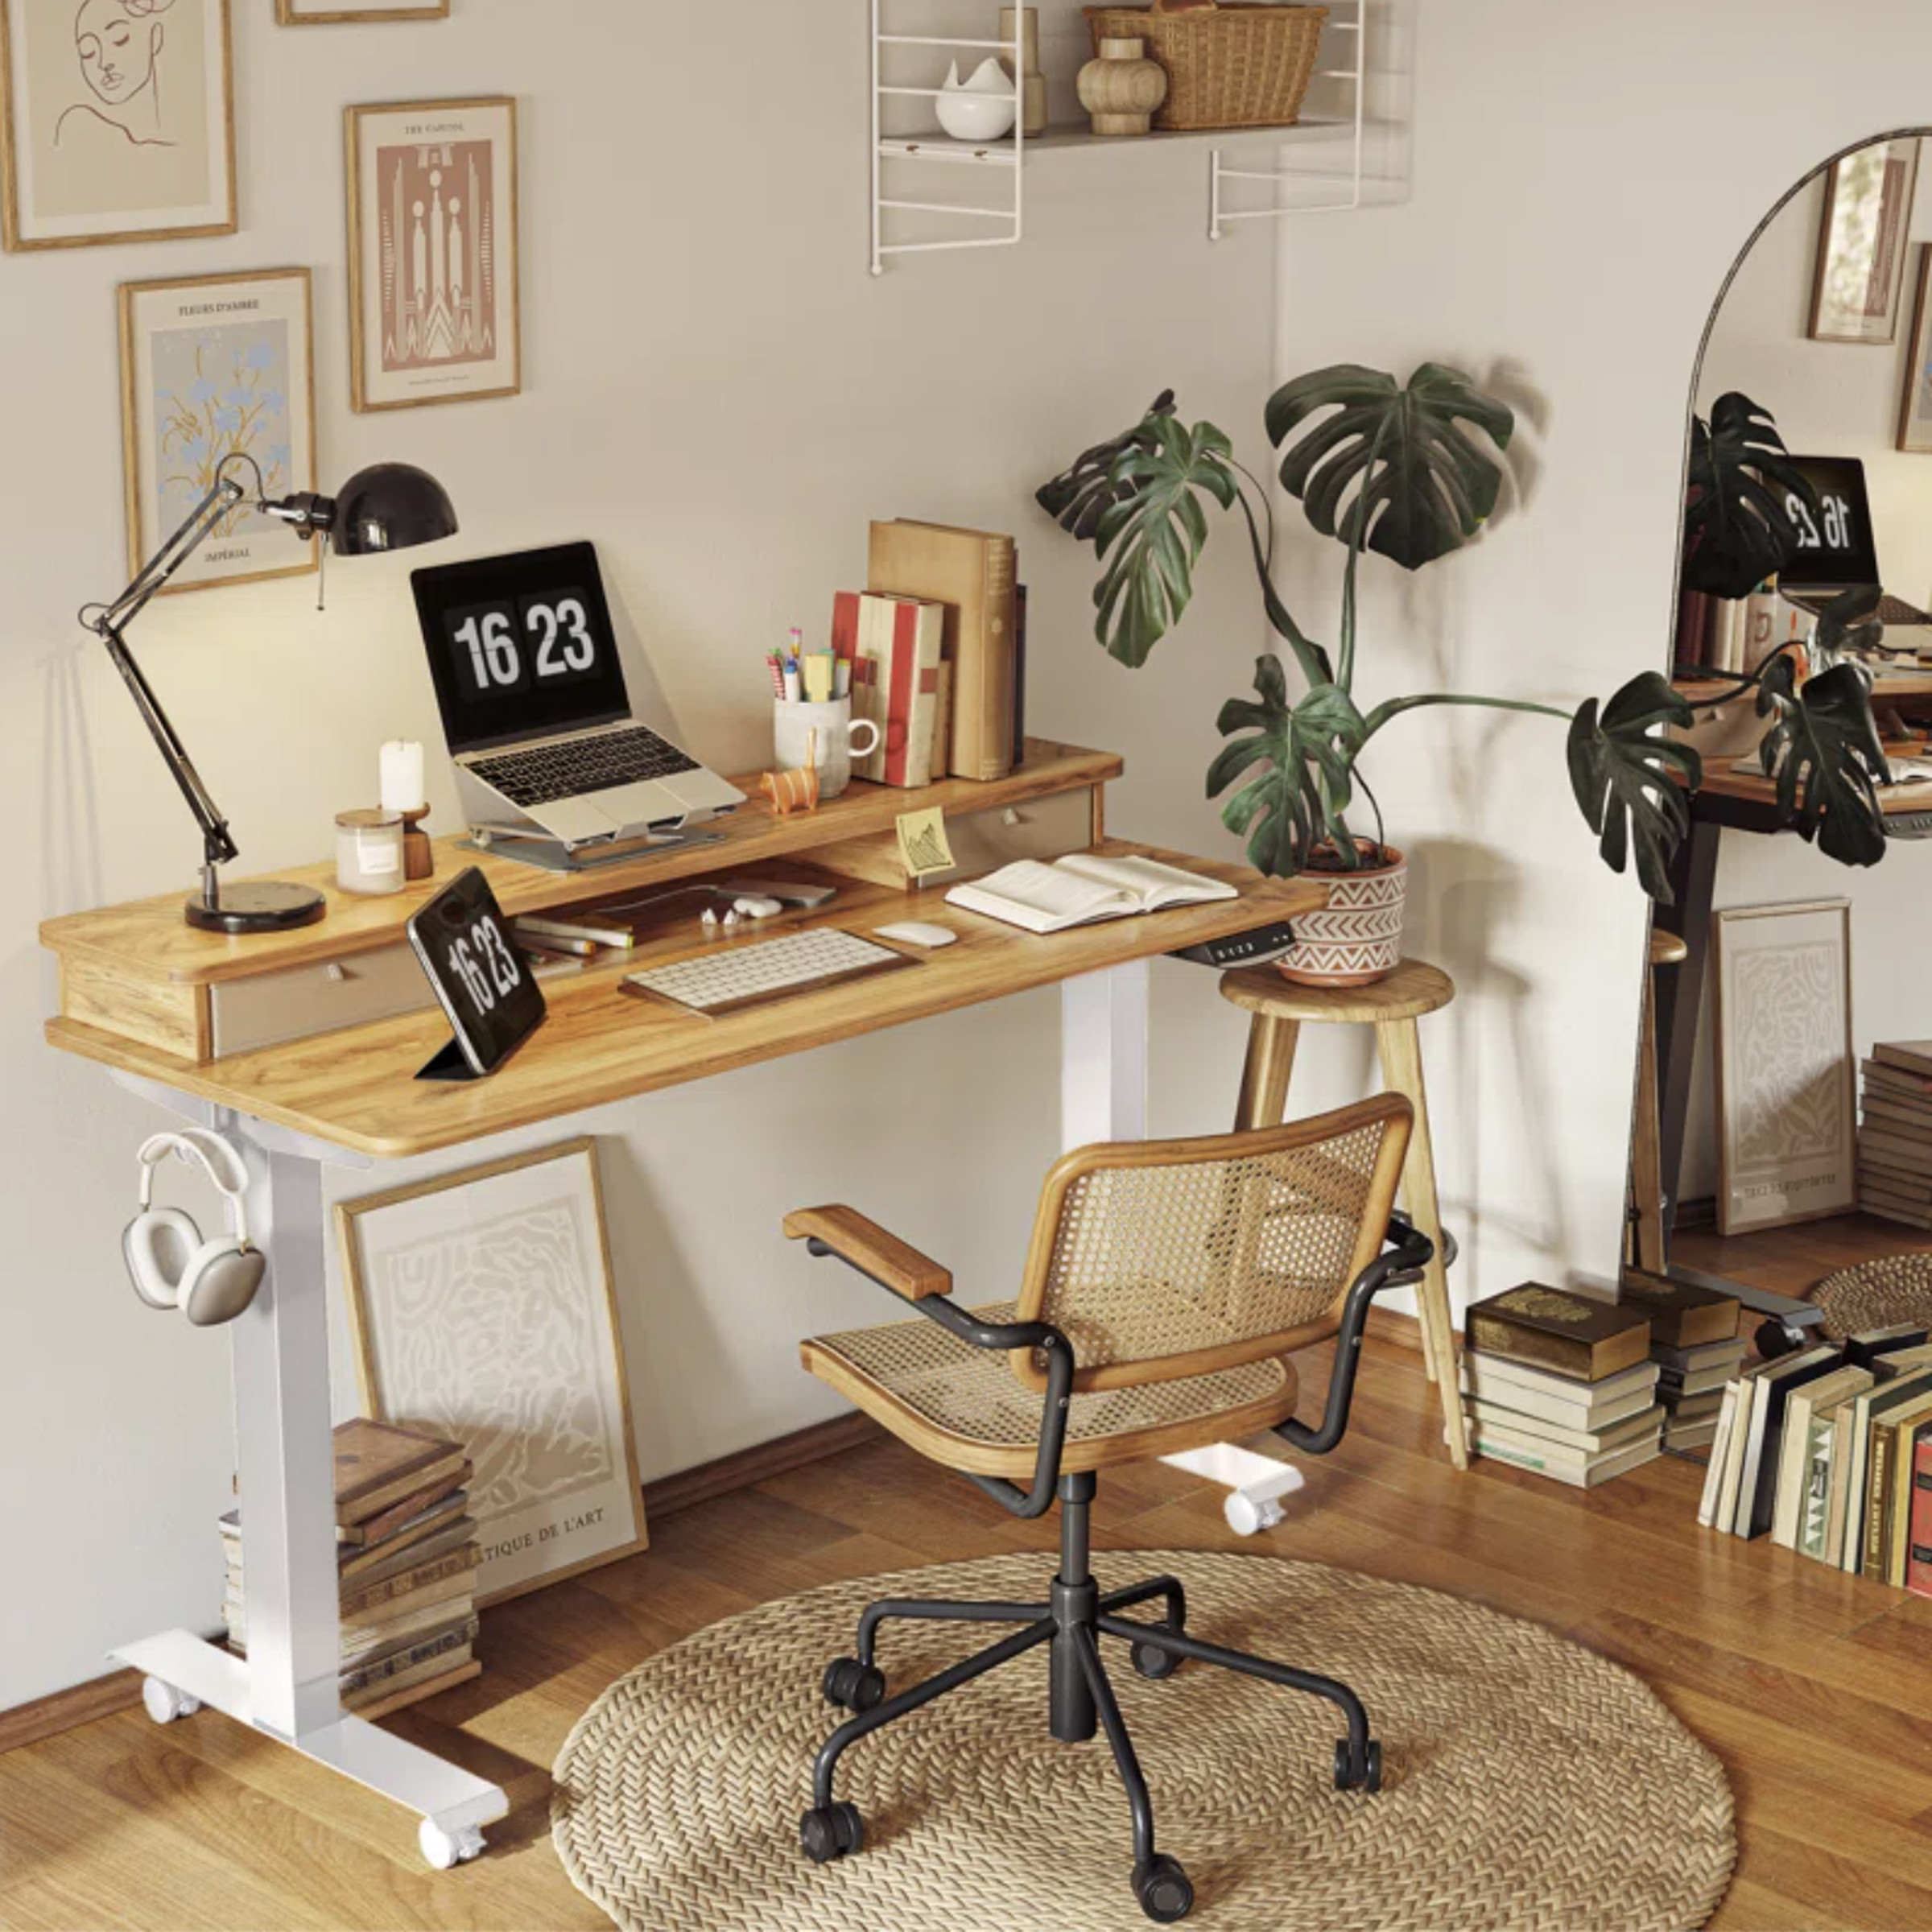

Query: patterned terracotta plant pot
left=1277, top=844, right=1409, bottom=989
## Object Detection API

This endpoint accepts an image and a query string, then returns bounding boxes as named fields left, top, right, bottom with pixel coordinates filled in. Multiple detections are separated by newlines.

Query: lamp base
left=185, top=881, right=328, bottom=935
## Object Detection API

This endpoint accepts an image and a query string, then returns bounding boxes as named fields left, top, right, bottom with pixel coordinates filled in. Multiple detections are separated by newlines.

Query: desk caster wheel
left=1754, top=1317, right=1809, bottom=1361
left=1334, top=1737, right=1382, bottom=1792
left=1133, top=1853, right=1194, bottom=1922
left=419, top=1820, right=486, bottom=1870
left=142, top=1678, right=201, bottom=1725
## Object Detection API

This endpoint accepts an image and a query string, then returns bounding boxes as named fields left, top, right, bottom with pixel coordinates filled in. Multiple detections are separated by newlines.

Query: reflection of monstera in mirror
left=60, top=0, right=180, bottom=149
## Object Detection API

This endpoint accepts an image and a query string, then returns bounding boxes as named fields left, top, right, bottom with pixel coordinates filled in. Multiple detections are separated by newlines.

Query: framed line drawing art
left=346, top=96, right=520, bottom=412
left=1712, top=900, right=1856, bottom=1236
left=0, top=0, right=237, bottom=252
left=1900, top=248, right=1932, bottom=453
left=337, top=1137, right=646, bottom=1608
left=278, top=0, right=447, bottom=19
left=119, top=268, right=318, bottom=594
left=1810, top=138, right=1921, bottom=344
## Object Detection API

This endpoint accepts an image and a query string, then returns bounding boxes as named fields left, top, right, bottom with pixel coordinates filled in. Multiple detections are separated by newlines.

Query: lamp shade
left=329, top=463, right=459, bottom=556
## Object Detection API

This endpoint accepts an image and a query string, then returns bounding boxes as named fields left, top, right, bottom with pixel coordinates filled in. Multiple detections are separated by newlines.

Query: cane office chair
left=784, top=1093, right=1439, bottom=1925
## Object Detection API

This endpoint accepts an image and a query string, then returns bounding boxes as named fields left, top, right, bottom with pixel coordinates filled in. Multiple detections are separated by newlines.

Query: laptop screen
left=412, top=542, right=632, bottom=755
left=1779, top=456, right=1881, bottom=591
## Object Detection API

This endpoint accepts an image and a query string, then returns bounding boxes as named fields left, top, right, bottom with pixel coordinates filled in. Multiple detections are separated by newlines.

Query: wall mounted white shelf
left=869, top=0, right=1368, bottom=273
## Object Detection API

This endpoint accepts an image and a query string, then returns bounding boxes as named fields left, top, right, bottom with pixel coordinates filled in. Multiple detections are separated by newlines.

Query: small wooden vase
left=998, top=7, right=1047, bottom=138
left=1076, top=35, right=1168, bottom=136
left=400, top=808, right=435, bottom=883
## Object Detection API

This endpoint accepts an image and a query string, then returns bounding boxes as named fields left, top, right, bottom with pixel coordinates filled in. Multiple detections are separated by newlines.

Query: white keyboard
left=621, top=927, right=913, bottom=1016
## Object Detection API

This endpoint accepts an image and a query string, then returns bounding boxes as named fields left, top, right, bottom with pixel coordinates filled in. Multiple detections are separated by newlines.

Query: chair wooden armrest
left=782, top=1206, right=954, bottom=1302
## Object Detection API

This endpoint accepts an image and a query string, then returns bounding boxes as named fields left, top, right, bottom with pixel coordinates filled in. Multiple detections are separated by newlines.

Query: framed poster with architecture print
left=279, top=0, right=448, bottom=19
left=1713, top=900, right=1856, bottom=1236
left=1810, top=138, right=1921, bottom=344
left=0, top=0, right=237, bottom=250
left=119, top=267, right=317, bottom=594
left=345, top=95, right=519, bottom=412
left=337, top=1137, right=646, bottom=1607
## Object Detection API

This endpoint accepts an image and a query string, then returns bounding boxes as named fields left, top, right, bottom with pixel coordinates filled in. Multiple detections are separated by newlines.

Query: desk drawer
left=210, top=944, right=435, bottom=1058
left=811, top=784, right=1100, bottom=891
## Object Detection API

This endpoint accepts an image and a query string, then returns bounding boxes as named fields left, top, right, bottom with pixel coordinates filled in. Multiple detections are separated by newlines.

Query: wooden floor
left=4, top=1335, right=1931, bottom=1932
left=1676, top=1209, right=1932, bottom=1302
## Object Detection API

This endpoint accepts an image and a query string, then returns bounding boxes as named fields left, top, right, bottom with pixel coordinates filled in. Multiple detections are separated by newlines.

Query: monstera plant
left=1037, top=369, right=1890, bottom=980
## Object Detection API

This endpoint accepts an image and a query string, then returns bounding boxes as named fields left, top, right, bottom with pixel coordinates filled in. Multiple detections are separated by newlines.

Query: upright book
left=853, top=593, right=945, bottom=787
left=868, top=520, right=1018, bottom=782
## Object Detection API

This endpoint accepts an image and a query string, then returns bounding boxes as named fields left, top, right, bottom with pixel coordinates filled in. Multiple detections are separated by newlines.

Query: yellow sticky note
left=896, top=808, right=956, bottom=879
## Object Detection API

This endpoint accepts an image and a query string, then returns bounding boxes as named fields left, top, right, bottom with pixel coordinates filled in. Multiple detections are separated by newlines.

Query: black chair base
left=799, top=1472, right=1380, bottom=1925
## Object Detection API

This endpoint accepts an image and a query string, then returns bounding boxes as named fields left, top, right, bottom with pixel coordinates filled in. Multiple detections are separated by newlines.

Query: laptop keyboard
left=471, top=727, right=700, bottom=808
left=1876, top=594, right=1932, bottom=628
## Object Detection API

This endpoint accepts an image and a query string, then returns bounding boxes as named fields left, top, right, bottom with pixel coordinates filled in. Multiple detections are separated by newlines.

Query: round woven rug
left=1810, top=1249, right=1932, bottom=1340
left=551, top=1551, right=1734, bottom=1932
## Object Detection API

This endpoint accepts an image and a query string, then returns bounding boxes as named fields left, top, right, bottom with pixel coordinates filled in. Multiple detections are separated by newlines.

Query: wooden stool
left=1220, top=959, right=1468, bottom=1470
left=1628, top=928, right=1689, bottom=1275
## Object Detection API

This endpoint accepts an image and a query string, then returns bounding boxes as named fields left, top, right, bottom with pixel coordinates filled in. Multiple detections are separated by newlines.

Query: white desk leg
left=1062, top=960, right=1150, bottom=1150
left=110, top=1114, right=507, bottom=1869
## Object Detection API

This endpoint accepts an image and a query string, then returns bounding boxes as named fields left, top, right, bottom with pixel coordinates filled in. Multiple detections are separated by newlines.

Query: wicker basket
left=1083, top=3, right=1327, bottom=132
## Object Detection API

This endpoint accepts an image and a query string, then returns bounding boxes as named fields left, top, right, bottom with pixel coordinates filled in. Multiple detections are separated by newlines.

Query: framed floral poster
left=118, top=268, right=317, bottom=594
left=279, top=0, right=447, bottom=19
left=336, top=1137, right=647, bottom=1608
left=0, top=0, right=237, bottom=251
left=1810, top=138, right=1921, bottom=345
left=345, top=96, right=520, bottom=412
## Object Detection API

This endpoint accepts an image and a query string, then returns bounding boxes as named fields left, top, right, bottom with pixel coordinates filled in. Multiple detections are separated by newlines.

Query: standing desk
left=37, top=741, right=1333, bottom=1867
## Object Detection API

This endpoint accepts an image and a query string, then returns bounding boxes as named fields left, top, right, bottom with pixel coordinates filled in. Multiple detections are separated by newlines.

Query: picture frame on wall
left=277, top=0, right=448, bottom=21
left=0, top=0, right=237, bottom=251
left=336, top=1137, right=647, bottom=1608
left=1810, top=138, right=1922, bottom=345
left=119, top=267, right=318, bottom=595
left=1899, top=248, right=1932, bottom=452
left=345, top=96, right=520, bottom=413
left=1713, top=899, right=1856, bottom=1236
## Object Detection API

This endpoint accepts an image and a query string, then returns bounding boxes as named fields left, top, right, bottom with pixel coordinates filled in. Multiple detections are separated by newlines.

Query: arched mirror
left=1626, top=130, right=1932, bottom=1433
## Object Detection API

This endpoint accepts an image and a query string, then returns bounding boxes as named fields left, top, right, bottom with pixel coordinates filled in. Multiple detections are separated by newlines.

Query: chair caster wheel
left=419, top=1820, right=485, bottom=1869
left=799, top=1801, right=865, bottom=1864
left=1334, top=1737, right=1382, bottom=1792
left=1130, top=1626, right=1183, bottom=1681
left=1133, top=1852, right=1195, bottom=1923
left=141, top=1678, right=201, bottom=1726
left=822, top=1657, right=886, bottom=1714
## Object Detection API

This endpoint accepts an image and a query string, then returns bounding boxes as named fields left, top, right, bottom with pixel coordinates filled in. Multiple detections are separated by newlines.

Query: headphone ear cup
left=124, top=1208, right=202, bottom=1311
left=178, top=1241, right=266, bottom=1328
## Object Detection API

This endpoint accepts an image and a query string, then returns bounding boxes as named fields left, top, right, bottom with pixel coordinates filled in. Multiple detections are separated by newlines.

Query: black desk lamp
left=82, top=455, right=459, bottom=934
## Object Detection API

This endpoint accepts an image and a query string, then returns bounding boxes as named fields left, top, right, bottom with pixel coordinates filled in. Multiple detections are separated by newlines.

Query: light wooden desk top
left=1690, top=763, right=1932, bottom=819
left=45, top=843, right=1323, bottom=1160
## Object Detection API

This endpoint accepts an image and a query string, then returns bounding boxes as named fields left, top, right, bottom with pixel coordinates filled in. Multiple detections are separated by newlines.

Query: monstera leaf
left=1756, top=638, right=1890, bottom=869
left=1567, top=672, right=1703, bottom=903
left=1682, top=392, right=1818, bottom=600
left=1265, top=363, right=1516, bottom=572
left=1035, top=391, right=1176, bottom=543
left=1207, top=656, right=1370, bottom=877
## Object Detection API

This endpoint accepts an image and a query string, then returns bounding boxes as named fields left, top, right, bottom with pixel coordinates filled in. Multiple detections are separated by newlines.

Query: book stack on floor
left=1621, top=1269, right=1744, bottom=1453
left=1858, top=1042, right=1932, bottom=1227
left=1699, top=1323, right=1932, bottom=1593
left=222, top=1419, right=481, bottom=1716
left=1458, top=1285, right=1664, bottom=1488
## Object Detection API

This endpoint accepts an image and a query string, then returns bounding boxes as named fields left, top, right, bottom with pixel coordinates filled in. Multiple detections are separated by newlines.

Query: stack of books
left=1621, top=1269, right=1744, bottom=1452
left=1459, top=1285, right=1664, bottom=1487
left=1699, top=1323, right=1932, bottom=1591
left=1858, top=1042, right=1932, bottom=1226
left=222, top=1419, right=482, bottom=1715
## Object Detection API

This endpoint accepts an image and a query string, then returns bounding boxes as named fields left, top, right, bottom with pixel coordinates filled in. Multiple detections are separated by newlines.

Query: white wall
left=1269, top=5, right=1932, bottom=1299
left=1, top=2, right=1287, bottom=1707
left=1677, top=167, right=1932, bottom=1200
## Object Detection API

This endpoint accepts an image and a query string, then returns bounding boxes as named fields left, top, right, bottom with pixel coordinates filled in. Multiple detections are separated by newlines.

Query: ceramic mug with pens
left=774, top=698, right=878, bottom=801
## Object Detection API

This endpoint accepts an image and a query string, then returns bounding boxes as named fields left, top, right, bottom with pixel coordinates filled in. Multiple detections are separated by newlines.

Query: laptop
left=413, top=542, right=743, bottom=850
left=1778, top=455, right=1932, bottom=649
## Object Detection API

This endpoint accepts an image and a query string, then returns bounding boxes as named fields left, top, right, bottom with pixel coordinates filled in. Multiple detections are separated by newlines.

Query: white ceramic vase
left=935, top=57, right=1019, bottom=142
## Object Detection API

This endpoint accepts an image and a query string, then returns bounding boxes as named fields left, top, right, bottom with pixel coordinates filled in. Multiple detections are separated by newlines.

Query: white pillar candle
left=379, top=741, right=425, bottom=815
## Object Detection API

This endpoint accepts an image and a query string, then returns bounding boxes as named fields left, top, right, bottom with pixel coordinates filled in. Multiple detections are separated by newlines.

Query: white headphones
left=123, top=1131, right=266, bottom=1328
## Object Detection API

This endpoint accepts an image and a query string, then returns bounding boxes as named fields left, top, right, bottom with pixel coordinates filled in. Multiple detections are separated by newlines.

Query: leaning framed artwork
left=1810, top=138, right=1921, bottom=345
left=337, top=1137, right=646, bottom=1608
left=0, top=0, right=237, bottom=251
left=119, top=267, right=317, bottom=594
left=279, top=0, right=448, bottom=19
left=1900, top=248, right=1932, bottom=453
left=1712, top=900, right=1856, bottom=1236
left=345, top=96, right=520, bottom=412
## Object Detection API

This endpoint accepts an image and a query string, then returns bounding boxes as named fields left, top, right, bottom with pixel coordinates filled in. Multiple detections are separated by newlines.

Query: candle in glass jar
left=379, top=741, right=424, bottom=815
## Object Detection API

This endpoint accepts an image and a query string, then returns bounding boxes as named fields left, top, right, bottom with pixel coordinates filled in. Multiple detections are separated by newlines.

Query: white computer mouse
left=876, top=922, right=957, bottom=950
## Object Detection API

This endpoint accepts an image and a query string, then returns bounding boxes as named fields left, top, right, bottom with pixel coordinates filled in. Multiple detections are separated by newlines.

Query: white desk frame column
left=105, top=1072, right=508, bottom=1872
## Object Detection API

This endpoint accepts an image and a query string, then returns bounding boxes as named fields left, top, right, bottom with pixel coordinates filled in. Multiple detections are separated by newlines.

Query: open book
left=945, top=853, right=1236, bottom=935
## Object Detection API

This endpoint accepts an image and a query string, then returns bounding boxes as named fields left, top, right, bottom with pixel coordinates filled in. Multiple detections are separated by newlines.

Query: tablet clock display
left=407, top=868, right=547, bottom=1078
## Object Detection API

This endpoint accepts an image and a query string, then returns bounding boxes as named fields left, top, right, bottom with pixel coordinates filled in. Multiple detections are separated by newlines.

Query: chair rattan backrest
left=1011, top=1096, right=1413, bottom=1393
